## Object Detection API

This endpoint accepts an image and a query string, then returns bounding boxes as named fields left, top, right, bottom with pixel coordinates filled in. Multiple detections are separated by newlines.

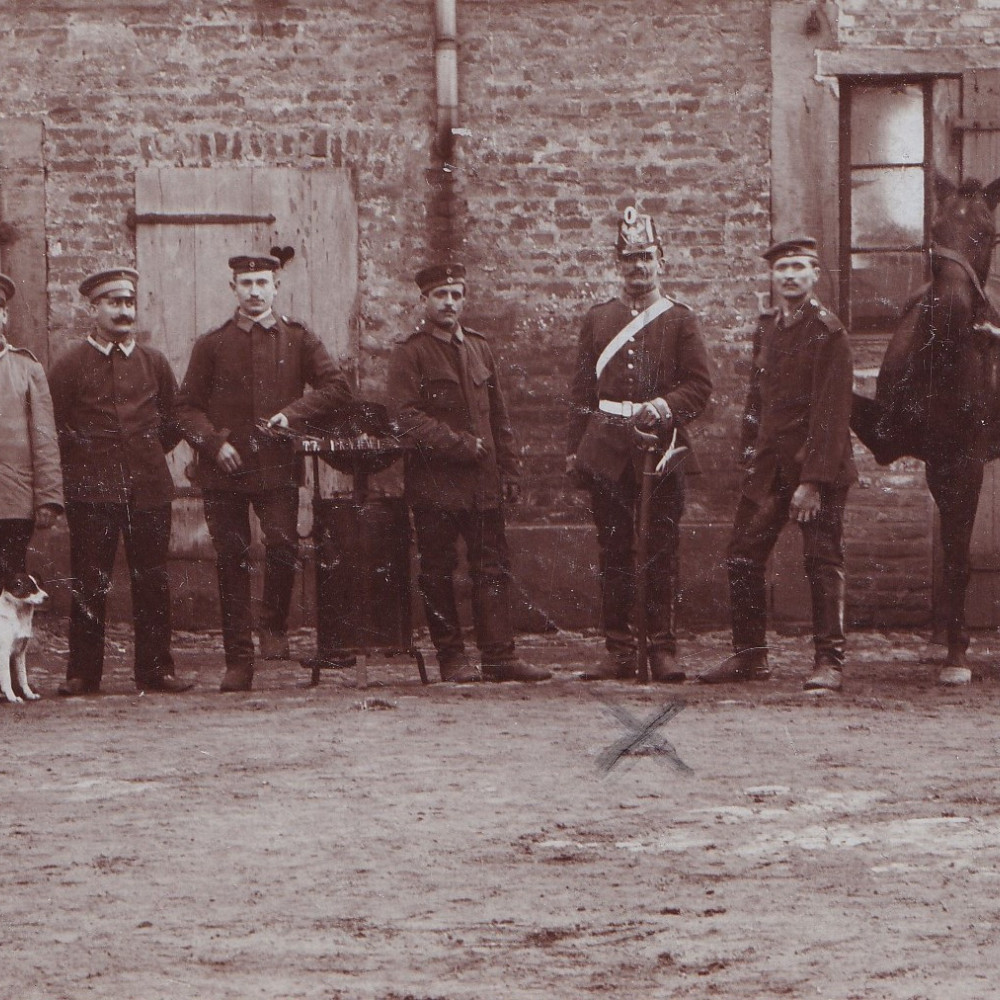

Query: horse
left=851, top=172, right=1000, bottom=684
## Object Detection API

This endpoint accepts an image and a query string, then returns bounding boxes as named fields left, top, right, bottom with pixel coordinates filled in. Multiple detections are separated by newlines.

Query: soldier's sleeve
left=175, top=335, right=231, bottom=460
left=800, top=323, right=854, bottom=485
left=663, top=309, right=713, bottom=426
left=153, top=351, right=183, bottom=454
left=485, top=344, right=521, bottom=480
left=46, top=348, right=78, bottom=451
left=27, top=361, right=64, bottom=511
left=282, top=326, right=355, bottom=426
left=386, top=339, right=481, bottom=462
left=567, top=309, right=598, bottom=455
left=738, top=321, right=766, bottom=465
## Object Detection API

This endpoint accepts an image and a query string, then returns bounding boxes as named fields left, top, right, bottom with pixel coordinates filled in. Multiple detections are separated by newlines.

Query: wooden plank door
left=952, top=70, right=1000, bottom=627
left=134, top=167, right=358, bottom=557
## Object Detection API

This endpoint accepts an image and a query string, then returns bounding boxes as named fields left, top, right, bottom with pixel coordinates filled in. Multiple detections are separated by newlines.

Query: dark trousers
left=727, top=483, right=849, bottom=667
left=0, top=519, right=34, bottom=578
left=588, top=468, right=685, bottom=655
left=411, top=505, right=515, bottom=665
left=65, top=502, right=173, bottom=687
left=202, top=488, right=299, bottom=665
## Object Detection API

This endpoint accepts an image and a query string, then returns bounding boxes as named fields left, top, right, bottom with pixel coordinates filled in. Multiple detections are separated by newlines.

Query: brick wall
left=0, top=0, right=771, bottom=523
left=4, top=0, right=997, bottom=630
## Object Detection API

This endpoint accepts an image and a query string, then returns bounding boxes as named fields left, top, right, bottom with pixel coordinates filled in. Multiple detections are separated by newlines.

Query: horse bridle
left=930, top=243, right=990, bottom=305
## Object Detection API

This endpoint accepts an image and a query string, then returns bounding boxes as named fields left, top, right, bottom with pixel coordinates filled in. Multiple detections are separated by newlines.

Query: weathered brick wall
left=837, top=0, right=1000, bottom=46
left=4, top=0, right=993, bottom=630
left=0, top=0, right=771, bottom=527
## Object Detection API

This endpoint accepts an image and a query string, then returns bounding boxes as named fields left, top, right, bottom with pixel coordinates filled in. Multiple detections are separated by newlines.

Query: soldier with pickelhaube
left=698, top=236, right=856, bottom=692
left=567, top=206, right=713, bottom=682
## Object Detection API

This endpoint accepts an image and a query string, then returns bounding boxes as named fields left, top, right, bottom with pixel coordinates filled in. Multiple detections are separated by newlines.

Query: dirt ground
left=4, top=620, right=1000, bottom=1000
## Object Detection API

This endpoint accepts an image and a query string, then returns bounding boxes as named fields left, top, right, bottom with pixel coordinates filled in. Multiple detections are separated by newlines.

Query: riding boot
left=471, top=570, right=516, bottom=665
left=807, top=561, right=846, bottom=669
left=216, top=556, right=255, bottom=666
left=418, top=570, right=465, bottom=666
left=728, top=554, right=768, bottom=658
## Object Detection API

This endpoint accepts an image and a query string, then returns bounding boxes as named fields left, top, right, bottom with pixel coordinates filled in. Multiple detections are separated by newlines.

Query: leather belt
left=599, top=399, right=642, bottom=418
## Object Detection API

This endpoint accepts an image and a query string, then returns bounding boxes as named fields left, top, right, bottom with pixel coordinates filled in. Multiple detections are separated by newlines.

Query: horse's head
left=932, top=173, right=1000, bottom=284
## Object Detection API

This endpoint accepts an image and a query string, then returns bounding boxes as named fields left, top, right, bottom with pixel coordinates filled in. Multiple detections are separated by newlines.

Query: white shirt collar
left=87, top=334, right=136, bottom=357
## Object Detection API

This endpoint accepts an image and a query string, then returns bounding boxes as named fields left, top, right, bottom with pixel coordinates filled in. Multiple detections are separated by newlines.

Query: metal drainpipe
left=432, top=0, right=459, bottom=255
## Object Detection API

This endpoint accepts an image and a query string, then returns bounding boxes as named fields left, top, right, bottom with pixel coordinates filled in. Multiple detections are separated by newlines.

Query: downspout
left=431, top=0, right=460, bottom=256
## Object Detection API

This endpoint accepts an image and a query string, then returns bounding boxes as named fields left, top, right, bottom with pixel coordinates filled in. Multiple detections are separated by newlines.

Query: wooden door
left=949, top=70, right=1000, bottom=627
left=134, top=167, right=358, bottom=557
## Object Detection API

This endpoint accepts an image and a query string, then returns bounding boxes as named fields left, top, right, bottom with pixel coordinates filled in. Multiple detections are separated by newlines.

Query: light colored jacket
left=0, top=342, right=64, bottom=518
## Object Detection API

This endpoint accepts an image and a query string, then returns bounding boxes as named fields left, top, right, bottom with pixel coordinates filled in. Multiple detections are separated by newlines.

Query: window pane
left=851, top=84, right=924, bottom=165
left=851, top=167, right=924, bottom=248
left=850, top=251, right=927, bottom=335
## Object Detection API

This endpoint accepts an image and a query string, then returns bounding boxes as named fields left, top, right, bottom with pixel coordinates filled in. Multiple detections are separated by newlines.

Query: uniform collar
left=236, top=308, right=278, bottom=332
left=427, top=321, right=464, bottom=344
left=88, top=334, right=136, bottom=356
left=776, top=297, right=816, bottom=330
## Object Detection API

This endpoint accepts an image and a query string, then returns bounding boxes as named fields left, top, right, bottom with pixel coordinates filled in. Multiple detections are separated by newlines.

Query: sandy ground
left=4, top=621, right=1000, bottom=1000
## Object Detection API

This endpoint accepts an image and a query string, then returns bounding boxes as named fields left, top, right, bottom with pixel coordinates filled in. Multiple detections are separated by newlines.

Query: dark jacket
left=386, top=322, right=519, bottom=510
left=175, top=311, right=354, bottom=492
left=567, top=296, right=713, bottom=481
left=739, top=297, right=857, bottom=501
left=48, top=338, right=180, bottom=509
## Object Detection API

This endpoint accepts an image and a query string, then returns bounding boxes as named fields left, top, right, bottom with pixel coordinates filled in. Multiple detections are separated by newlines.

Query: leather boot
left=808, top=562, right=846, bottom=669
left=649, top=649, right=686, bottom=683
left=220, top=661, right=254, bottom=692
left=257, top=630, right=291, bottom=660
left=482, top=659, right=552, bottom=683
left=439, top=651, right=480, bottom=684
left=697, top=647, right=771, bottom=684
left=581, top=649, right=636, bottom=681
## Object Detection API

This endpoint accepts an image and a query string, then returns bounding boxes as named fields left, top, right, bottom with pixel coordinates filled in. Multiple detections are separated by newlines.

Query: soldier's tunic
left=728, top=296, right=856, bottom=666
left=387, top=320, right=521, bottom=665
left=47, top=336, right=180, bottom=689
left=567, top=296, right=712, bottom=654
left=0, top=342, right=63, bottom=576
left=176, top=309, right=353, bottom=666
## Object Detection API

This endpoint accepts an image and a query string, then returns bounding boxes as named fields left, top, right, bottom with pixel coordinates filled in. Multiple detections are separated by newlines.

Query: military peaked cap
left=762, top=236, right=819, bottom=263
left=229, top=254, right=281, bottom=274
left=415, top=262, right=466, bottom=294
left=0, top=273, right=15, bottom=305
left=79, top=267, right=139, bottom=301
left=616, top=205, right=661, bottom=254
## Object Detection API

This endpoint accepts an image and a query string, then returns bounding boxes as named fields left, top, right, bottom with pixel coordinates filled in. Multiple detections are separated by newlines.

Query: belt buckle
left=621, top=401, right=634, bottom=419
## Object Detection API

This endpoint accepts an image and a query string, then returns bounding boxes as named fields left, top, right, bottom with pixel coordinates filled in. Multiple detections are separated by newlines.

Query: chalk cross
left=596, top=699, right=692, bottom=775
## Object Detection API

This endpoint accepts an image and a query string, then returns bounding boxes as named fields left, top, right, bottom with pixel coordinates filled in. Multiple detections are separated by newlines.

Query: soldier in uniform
left=698, top=237, right=856, bottom=691
left=0, top=273, right=63, bottom=579
left=387, top=263, right=551, bottom=684
left=567, top=207, right=713, bottom=681
left=176, top=254, right=354, bottom=692
left=49, top=267, right=191, bottom=695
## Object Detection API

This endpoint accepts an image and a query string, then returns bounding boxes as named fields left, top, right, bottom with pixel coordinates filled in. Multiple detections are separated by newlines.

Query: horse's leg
left=926, top=457, right=985, bottom=680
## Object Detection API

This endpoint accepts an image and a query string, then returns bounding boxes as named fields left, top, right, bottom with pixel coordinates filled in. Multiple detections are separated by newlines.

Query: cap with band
left=229, top=254, right=281, bottom=275
left=762, top=236, right=819, bottom=264
left=0, top=273, right=15, bottom=305
left=79, top=267, right=139, bottom=302
left=415, top=262, right=466, bottom=294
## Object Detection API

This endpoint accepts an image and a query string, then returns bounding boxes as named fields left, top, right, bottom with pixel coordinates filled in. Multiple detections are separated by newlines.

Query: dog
left=0, top=572, right=48, bottom=704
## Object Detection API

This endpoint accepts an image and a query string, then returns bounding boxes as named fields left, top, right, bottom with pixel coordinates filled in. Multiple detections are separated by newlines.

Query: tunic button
left=627, top=364, right=634, bottom=370
left=631, top=309, right=638, bottom=317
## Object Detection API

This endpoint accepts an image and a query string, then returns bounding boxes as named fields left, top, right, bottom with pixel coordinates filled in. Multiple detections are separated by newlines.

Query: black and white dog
left=0, top=573, right=48, bottom=703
